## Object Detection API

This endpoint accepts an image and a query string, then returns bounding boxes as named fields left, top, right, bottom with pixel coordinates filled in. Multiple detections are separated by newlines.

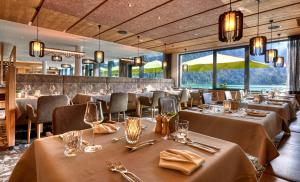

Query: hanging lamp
left=29, top=8, right=45, bottom=57
left=51, top=55, right=62, bottom=62
left=182, top=48, right=188, bottom=72
left=219, top=0, right=243, bottom=42
left=265, top=20, right=278, bottom=63
left=274, top=34, right=284, bottom=67
left=94, top=25, right=104, bottom=63
left=250, top=0, right=267, bottom=56
left=134, top=36, right=143, bottom=66
left=162, top=43, right=168, bottom=69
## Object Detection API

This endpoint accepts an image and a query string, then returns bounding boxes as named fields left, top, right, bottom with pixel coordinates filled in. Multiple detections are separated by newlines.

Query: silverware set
left=125, top=139, right=156, bottom=151
left=107, top=161, right=143, bottom=182
left=185, top=138, right=220, bottom=154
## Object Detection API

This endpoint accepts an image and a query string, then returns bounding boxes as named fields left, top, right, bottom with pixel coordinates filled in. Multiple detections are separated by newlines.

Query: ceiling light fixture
left=250, top=0, right=267, bottom=56
left=219, top=0, right=243, bottom=42
left=117, top=30, right=128, bottom=35
left=134, top=36, right=143, bottom=66
left=265, top=20, right=278, bottom=63
left=182, top=48, right=189, bottom=72
left=49, top=67, right=58, bottom=71
left=82, top=59, right=95, bottom=64
left=274, top=34, right=284, bottom=67
left=94, top=25, right=104, bottom=63
left=29, top=8, right=45, bottom=57
left=45, top=48, right=85, bottom=58
left=61, top=64, right=72, bottom=68
left=162, top=43, right=168, bottom=69
left=51, top=55, right=62, bottom=62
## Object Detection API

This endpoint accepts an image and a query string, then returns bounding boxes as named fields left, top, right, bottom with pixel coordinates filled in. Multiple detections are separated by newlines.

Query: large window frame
left=179, top=40, right=288, bottom=91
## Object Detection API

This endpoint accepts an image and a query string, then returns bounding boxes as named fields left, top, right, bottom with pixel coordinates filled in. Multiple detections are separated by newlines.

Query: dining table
left=10, top=119, right=257, bottom=182
left=179, top=108, right=289, bottom=165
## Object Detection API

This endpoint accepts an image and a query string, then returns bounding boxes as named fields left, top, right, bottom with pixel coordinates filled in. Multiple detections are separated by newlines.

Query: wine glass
left=83, top=101, right=104, bottom=153
left=49, top=85, right=56, bottom=95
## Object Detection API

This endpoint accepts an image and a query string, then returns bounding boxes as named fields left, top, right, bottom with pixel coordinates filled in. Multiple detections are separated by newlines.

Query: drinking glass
left=63, top=131, right=82, bottom=157
left=83, top=101, right=104, bottom=152
left=125, top=117, right=141, bottom=144
left=175, top=120, right=189, bottom=143
left=49, top=85, right=56, bottom=95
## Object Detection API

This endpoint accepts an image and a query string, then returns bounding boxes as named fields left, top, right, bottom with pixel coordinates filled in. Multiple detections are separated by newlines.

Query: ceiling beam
left=114, top=0, right=242, bottom=42
left=65, top=0, right=109, bottom=32
left=135, top=1, right=300, bottom=47
left=93, top=0, right=175, bottom=37
left=28, top=0, right=45, bottom=25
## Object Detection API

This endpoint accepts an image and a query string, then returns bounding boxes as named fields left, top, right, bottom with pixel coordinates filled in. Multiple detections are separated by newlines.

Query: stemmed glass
left=83, top=101, right=104, bottom=153
left=24, top=84, right=31, bottom=97
left=49, top=85, right=56, bottom=95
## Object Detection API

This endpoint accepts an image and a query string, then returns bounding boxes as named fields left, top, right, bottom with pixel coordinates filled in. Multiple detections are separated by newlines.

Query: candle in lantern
left=125, top=117, right=141, bottom=144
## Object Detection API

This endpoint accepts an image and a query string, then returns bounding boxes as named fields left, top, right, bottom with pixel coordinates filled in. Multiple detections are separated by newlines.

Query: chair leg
left=140, top=105, right=143, bottom=118
left=36, top=123, right=42, bottom=139
left=109, top=113, right=112, bottom=121
left=117, top=112, right=120, bottom=122
left=27, top=120, right=31, bottom=144
left=123, top=112, right=126, bottom=121
left=151, top=107, right=154, bottom=120
left=190, top=98, right=193, bottom=107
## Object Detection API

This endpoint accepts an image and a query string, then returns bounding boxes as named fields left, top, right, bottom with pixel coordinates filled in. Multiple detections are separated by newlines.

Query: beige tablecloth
left=247, top=102, right=291, bottom=125
left=10, top=120, right=257, bottom=182
left=268, top=98, right=299, bottom=120
left=179, top=110, right=289, bottom=165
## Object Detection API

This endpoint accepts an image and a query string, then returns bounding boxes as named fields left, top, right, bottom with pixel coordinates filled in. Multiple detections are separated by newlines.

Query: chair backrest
left=203, top=93, right=212, bottom=104
left=225, top=91, right=233, bottom=100
left=52, top=104, right=89, bottom=135
left=159, top=96, right=178, bottom=114
left=37, top=95, right=69, bottom=123
left=72, top=94, right=92, bottom=105
left=179, top=89, right=189, bottom=102
left=109, top=93, right=128, bottom=113
left=240, top=90, right=245, bottom=98
left=152, top=91, right=165, bottom=107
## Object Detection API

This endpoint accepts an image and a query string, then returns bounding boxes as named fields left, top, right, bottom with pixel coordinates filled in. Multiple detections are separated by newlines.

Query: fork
left=106, top=161, right=135, bottom=182
left=125, top=139, right=156, bottom=151
left=115, top=162, right=143, bottom=182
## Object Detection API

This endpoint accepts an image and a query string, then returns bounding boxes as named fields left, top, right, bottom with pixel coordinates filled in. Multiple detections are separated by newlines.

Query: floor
left=260, top=111, right=300, bottom=182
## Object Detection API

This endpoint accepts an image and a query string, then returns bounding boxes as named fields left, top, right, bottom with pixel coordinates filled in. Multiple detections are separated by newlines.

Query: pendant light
left=274, top=34, right=284, bottom=67
left=94, top=25, right=104, bottom=63
left=29, top=8, right=45, bottom=57
left=51, top=55, right=62, bottom=62
left=82, top=59, right=96, bottom=64
left=182, top=48, right=188, bottom=72
left=250, top=0, right=267, bottom=56
left=219, top=0, right=243, bottom=42
left=162, top=43, right=168, bottom=69
left=265, top=20, right=278, bottom=63
left=134, top=36, right=143, bottom=66
left=61, top=64, right=72, bottom=69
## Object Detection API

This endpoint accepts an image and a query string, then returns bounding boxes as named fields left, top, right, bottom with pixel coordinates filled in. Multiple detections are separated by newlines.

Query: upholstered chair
left=139, top=91, right=165, bottom=119
left=52, top=104, right=90, bottom=135
left=71, top=94, right=92, bottom=105
left=158, top=96, right=178, bottom=114
left=101, top=93, right=128, bottom=122
left=189, top=89, right=204, bottom=107
left=203, top=93, right=213, bottom=104
left=177, top=89, right=189, bottom=110
left=26, top=95, right=69, bottom=143
left=225, top=91, right=233, bottom=100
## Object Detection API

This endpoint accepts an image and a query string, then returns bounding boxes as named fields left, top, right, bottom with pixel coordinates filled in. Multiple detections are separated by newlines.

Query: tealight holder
left=125, top=117, right=141, bottom=144
left=223, top=100, right=231, bottom=112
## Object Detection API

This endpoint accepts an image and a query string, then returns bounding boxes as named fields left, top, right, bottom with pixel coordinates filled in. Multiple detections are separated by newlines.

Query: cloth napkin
left=246, top=110, right=267, bottom=117
left=159, top=149, right=205, bottom=175
left=93, top=123, right=119, bottom=134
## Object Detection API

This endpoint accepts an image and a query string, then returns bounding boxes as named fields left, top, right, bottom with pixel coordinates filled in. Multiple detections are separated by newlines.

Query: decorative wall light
left=94, top=25, right=104, bottom=63
left=219, top=0, right=243, bottom=42
left=182, top=64, right=188, bottom=72
left=82, top=59, right=95, bottom=64
left=29, top=8, right=45, bottom=57
left=51, top=55, right=62, bottom=62
left=61, top=64, right=72, bottom=68
left=250, top=0, right=267, bottom=56
left=265, top=20, right=278, bottom=63
left=134, top=36, right=143, bottom=66
left=162, top=43, right=168, bottom=69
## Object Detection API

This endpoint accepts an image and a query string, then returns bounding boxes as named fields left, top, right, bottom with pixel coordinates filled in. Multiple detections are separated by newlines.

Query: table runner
left=179, top=110, right=288, bottom=165
left=10, top=120, right=257, bottom=182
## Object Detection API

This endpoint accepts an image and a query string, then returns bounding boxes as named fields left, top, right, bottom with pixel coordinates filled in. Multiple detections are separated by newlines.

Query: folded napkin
left=246, top=110, right=267, bottom=117
left=93, top=123, right=119, bottom=134
left=159, top=149, right=205, bottom=175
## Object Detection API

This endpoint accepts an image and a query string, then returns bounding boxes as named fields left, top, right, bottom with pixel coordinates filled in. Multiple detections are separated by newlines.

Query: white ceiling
left=0, top=19, right=161, bottom=68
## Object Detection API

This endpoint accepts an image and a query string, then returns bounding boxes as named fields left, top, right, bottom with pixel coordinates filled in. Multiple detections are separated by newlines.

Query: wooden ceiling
left=1, top=0, right=300, bottom=54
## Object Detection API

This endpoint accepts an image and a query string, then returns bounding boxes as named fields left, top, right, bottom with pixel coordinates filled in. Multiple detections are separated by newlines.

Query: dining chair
left=101, top=93, right=128, bottom=122
left=203, top=93, right=212, bottom=104
left=52, top=104, right=90, bottom=135
left=139, top=91, right=165, bottom=119
left=177, top=89, right=189, bottom=110
left=225, top=91, right=233, bottom=100
left=71, top=94, right=92, bottom=105
left=189, top=89, right=204, bottom=107
left=158, top=96, right=178, bottom=114
left=26, top=95, right=69, bottom=143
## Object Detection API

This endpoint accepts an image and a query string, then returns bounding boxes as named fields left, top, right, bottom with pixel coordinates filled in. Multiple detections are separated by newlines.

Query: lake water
left=181, top=84, right=287, bottom=91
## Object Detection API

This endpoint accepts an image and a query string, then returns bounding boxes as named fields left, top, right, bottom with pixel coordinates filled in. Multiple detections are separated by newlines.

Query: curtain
left=288, top=35, right=300, bottom=92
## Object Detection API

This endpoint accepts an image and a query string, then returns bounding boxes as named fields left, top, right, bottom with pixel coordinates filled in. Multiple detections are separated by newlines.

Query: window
left=100, top=63, right=108, bottom=77
left=180, top=51, right=213, bottom=88
left=216, top=48, right=245, bottom=89
left=249, top=41, right=288, bottom=91
left=143, top=54, right=163, bottom=79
